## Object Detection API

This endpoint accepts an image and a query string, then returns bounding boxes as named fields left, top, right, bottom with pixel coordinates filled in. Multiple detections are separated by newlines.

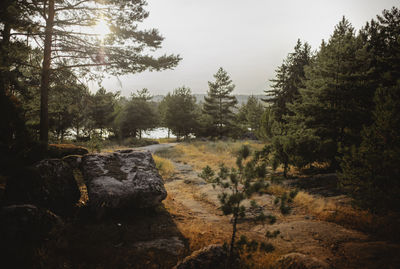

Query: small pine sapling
left=199, top=145, right=271, bottom=267
left=274, top=190, right=298, bottom=215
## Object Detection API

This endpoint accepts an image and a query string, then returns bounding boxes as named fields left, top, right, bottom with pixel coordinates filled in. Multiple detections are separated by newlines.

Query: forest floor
left=152, top=141, right=400, bottom=268
left=43, top=141, right=400, bottom=269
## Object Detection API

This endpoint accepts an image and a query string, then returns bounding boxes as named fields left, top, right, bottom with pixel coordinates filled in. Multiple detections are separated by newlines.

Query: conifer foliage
left=162, top=87, right=198, bottom=140
left=203, top=68, right=238, bottom=137
left=199, top=145, right=269, bottom=267
left=263, top=7, right=400, bottom=212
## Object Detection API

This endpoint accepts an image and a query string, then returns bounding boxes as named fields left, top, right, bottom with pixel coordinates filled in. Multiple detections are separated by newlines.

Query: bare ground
left=161, top=152, right=400, bottom=269
left=40, top=143, right=399, bottom=269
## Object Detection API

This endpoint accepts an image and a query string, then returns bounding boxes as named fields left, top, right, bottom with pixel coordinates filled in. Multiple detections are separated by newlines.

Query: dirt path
left=159, top=149, right=400, bottom=268
left=136, top=143, right=177, bottom=153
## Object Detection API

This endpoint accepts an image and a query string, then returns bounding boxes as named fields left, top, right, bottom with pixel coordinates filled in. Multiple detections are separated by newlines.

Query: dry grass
left=293, top=191, right=336, bottom=216
left=291, top=190, right=399, bottom=237
left=171, top=140, right=264, bottom=171
left=153, top=154, right=176, bottom=180
left=264, top=182, right=386, bottom=237
left=72, top=169, right=88, bottom=206
left=266, top=183, right=289, bottom=196
left=241, top=251, right=281, bottom=269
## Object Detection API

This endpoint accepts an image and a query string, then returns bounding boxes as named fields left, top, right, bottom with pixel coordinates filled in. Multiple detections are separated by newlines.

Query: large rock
left=0, top=204, right=63, bottom=268
left=174, top=245, right=228, bottom=269
left=81, top=149, right=167, bottom=209
left=5, top=159, right=81, bottom=215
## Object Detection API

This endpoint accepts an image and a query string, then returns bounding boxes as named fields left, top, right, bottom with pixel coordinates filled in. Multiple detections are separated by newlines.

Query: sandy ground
left=53, top=144, right=399, bottom=269
left=154, top=145, right=400, bottom=269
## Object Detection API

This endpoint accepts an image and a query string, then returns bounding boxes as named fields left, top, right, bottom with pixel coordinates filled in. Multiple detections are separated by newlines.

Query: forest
left=0, top=1, right=399, bottom=268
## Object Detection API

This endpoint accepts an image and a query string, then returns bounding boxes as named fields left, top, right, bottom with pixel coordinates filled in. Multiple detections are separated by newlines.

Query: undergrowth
left=153, top=155, right=175, bottom=180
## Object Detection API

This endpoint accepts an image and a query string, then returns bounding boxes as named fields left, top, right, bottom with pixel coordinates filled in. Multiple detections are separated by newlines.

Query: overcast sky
left=95, top=0, right=399, bottom=96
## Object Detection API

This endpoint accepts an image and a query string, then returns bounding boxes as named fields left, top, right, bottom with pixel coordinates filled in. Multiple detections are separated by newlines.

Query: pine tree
left=264, top=39, right=312, bottom=122
left=1, top=0, right=181, bottom=143
left=88, top=88, right=118, bottom=137
left=261, top=40, right=313, bottom=174
left=287, top=17, right=370, bottom=168
left=339, top=83, right=400, bottom=213
left=199, top=145, right=269, bottom=267
left=339, top=8, right=400, bottom=212
left=203, top=67, right=238, bottom=137
left=237, top=95, right=264, bottom=133
left=116, top=89, right=158, bottom=139
left=163, top=87, right=198, bottom=140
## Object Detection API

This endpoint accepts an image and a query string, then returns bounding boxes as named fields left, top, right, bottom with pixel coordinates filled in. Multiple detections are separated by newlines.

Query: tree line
left=261, top=8, right=399, bottom=213
left=11, top=66, right=265, bottom=143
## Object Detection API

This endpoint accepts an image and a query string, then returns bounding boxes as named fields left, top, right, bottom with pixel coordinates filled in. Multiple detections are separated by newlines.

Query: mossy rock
left=47, top=144, right=89, bottom=158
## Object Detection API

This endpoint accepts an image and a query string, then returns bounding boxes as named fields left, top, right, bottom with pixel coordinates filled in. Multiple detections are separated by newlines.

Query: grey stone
left=81, top=149, right=167, bottom=209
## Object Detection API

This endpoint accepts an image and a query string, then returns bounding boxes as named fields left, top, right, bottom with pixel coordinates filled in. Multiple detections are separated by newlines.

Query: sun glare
left=93, top=19, right=110, bottom=40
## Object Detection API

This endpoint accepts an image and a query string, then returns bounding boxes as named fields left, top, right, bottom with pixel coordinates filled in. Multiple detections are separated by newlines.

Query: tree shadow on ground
left=43, top=205, right=189, bottom=269
left=286, top=173, right=345, bottom=197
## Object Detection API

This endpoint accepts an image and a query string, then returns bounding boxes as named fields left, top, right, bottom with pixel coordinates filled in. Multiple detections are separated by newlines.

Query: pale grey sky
left=95, top=0, right=399, bottom=96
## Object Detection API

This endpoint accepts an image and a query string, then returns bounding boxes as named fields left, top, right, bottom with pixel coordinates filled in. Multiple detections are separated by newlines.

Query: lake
left=142, top=128, right=176, bottom=139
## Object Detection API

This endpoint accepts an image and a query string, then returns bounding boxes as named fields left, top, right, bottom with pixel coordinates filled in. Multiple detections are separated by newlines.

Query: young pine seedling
left=199, top=145, right=271, bottom=268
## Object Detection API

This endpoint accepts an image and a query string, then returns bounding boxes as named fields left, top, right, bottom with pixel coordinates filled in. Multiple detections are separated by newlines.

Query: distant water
left=142, top=128, right=176, bottom=139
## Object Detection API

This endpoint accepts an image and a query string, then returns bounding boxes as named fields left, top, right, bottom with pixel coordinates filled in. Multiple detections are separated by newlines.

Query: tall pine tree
left=288, top=17, right=369, bottom=168
left=265, top=39, right=312, bottom=123
left=203, top=67, right=238, bottom=137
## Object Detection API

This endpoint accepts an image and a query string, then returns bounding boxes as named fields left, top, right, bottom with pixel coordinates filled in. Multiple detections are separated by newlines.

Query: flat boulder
left=81, top=149, right=167, bottom=209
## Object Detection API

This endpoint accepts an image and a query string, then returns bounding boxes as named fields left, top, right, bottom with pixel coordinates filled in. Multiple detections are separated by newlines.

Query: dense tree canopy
left=1, top=0, right=181, bottom=142
left=237, top=95, right=264, bottom=133
left=162, top=87, right=198, bottom=140
left=263, top=7, right=400, bottom=211
left=115, top=88, right=158, bottom=139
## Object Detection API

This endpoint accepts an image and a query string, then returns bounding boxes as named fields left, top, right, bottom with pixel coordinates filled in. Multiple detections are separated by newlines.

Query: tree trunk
left=0, top=22, right=11, bottom=94
left=227, top=213, right=238, bottom=269
left=39, top=0, right=55, bottom=143
left=283, top=162, right=288, bottom=178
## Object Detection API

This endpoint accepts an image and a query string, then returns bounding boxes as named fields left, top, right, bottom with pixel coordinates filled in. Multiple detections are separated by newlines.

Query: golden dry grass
left=153, top=154, right=176, bottom=180
left=292, top=190, right=391, bottom=235
left=265, top=183, right=289, bottom=196
left=171, top=141, right=264, bottom=171
left=72, top=169, right=89, bottom=206
left=263, top=181, right=383, bottom=236
left=240, top=251, right=281, bottom=269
